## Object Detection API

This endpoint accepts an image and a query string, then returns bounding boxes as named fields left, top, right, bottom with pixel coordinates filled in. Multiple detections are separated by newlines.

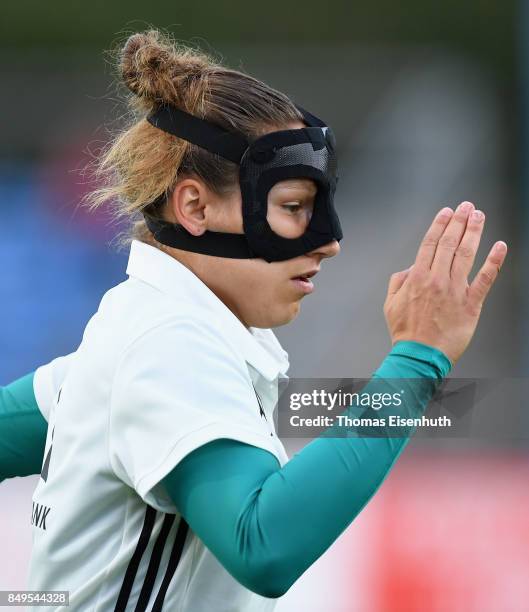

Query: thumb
left=387, top=265, right=413, bottom=298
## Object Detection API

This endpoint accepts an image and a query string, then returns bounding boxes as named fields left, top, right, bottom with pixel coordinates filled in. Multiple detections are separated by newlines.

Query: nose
left=309, top=240, right=341, bottom=259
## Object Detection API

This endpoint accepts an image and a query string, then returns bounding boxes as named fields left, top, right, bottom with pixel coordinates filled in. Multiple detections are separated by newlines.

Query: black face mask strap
left=147, top=105, right=249, bottom=163
left=148, top=104, right=329, bottom=160
left=144, top=215, right=255, bottom=258
left=145, top=105, right=255, bottom=258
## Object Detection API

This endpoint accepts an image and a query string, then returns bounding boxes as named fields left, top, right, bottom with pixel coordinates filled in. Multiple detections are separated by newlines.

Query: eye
left=281, top=202, right=303, bottom=214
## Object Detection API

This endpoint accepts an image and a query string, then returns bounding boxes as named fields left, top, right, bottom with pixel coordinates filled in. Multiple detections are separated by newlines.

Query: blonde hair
left=85, top=29, right=302, bottom=245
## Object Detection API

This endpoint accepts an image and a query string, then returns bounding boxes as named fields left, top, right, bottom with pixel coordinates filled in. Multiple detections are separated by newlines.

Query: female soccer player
left=0, top=30, right=507, bottom=611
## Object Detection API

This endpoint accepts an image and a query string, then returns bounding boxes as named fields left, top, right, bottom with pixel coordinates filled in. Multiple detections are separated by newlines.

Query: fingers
left=431, top=201, right=475, bottom=275
left=414, top=207, right=454, bottom=270
left=387, top=266, right=413, bottom=298
left=450, top=209, right=486, bottom=281
left=468, top=241, right=508, bottom=311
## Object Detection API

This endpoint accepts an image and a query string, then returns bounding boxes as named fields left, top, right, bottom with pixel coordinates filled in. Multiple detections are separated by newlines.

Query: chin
left=270, top=302, right=301, bottom=328
left=245, top=301, right=301, bottom=329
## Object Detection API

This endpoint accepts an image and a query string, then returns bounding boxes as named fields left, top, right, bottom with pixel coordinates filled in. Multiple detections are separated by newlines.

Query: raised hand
left=384, top=201, right=508, bottom=365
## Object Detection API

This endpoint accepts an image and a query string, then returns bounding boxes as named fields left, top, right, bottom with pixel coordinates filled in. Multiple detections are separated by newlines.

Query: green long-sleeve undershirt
left=0, top=341, right=450, bottom=599
left=0, top=372, right=47, bottom=482
left=161, top=341, right=451, bottom=598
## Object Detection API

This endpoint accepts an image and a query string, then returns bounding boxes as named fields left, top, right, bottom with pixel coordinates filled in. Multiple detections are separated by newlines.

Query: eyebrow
left=276, top=183, right=317, bottom=196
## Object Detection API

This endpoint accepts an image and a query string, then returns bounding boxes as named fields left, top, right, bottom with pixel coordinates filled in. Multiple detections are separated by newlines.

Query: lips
left=292, top=269, right=319, bottom=282
left=291, top=268, right=319, bottom=295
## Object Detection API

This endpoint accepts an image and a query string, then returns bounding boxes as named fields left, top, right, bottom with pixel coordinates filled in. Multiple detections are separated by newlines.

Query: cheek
left=227, top=258, right=302, bottom=305
left=267, top=208, right=310, bottom=239
left=233, top=264, right=303, bottom=326
left=244, top=266, right=282, bottom=298
left=234, top=263, right=289, bottom=304
left=210, top=190, right=243, bottom=233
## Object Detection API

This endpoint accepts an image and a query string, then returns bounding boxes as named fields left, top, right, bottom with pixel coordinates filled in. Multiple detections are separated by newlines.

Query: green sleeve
left=0, top=372, right=48, bottom=482
left=162, top=341, right=451, bottom=598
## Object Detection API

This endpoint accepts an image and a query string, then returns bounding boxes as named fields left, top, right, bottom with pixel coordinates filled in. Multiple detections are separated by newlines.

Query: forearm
left=251, top=341, right=451, bottom=594
left=0, top=372, right=47, bottom=482
left=164, top=341, right=451, bottom=597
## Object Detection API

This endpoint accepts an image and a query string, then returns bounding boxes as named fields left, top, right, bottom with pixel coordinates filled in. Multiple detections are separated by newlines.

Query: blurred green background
left=0, top=0, right=516, bottom=72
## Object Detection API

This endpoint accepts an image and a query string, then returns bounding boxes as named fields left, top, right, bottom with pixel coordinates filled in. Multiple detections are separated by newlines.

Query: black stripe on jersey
left=134, top=513, right=176, bottom=611
left=151, top=518, right=189, bottom=612
left=252, top=382, right=267, bottom=421
left=114, top=505, right=156, bottom=612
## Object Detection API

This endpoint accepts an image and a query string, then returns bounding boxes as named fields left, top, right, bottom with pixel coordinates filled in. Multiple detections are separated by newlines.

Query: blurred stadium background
left=1, top=1, right=527, bottom=610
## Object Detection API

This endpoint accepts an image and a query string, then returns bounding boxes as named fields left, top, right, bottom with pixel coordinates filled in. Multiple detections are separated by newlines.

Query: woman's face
left=164, top=123, right=340, bottom=328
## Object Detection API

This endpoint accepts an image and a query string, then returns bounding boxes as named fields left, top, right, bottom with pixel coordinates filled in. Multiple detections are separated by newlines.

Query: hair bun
left=120, top=30, right=211, bottom=108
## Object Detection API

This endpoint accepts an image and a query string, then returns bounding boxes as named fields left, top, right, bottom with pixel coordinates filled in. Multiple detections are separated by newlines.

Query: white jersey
left=29, top=239, right=290, bottom=612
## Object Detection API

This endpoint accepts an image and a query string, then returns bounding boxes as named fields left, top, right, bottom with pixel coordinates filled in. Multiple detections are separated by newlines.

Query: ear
left=169, top=178, right=209, bottom=236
